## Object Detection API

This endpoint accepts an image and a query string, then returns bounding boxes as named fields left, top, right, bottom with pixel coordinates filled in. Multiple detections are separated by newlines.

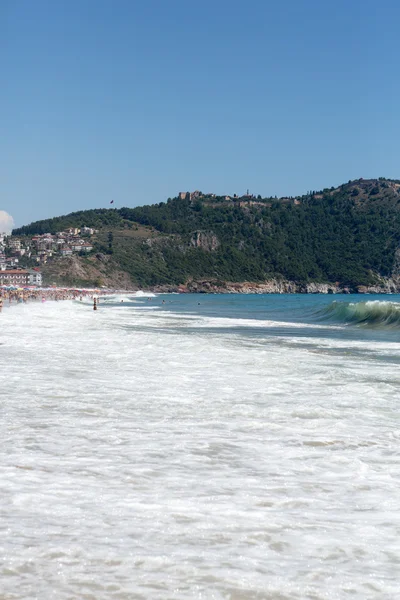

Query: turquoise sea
left=1, top=293, right=400, bottom=599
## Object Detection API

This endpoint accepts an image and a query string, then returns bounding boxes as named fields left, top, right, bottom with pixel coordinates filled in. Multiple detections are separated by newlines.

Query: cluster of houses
left=3, top=227, right=96, bottom=264
left=0, top=226, right=98, bottom=287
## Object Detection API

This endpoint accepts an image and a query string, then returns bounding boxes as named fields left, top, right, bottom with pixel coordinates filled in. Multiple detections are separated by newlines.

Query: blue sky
left=2, top=0, right=400, bottom=226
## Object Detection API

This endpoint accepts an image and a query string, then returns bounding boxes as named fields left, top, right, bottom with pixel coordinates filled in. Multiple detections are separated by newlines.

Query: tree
left=108, top=231, right=114, bottom=254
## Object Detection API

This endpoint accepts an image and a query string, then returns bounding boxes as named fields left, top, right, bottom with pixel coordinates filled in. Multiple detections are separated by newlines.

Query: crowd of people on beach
left=0, top=288, right=169, bottom=313
left=0, top=288, right=97, bottom=312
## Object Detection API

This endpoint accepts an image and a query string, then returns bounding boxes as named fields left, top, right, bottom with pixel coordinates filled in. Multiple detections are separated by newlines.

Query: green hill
left=12, top=178, right=400, bottom=290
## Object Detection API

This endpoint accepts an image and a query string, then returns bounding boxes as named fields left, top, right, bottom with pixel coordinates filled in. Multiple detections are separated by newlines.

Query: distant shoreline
left=151, top=279, right=400, bottom=295
left=6, top=282, right=399, bottom=296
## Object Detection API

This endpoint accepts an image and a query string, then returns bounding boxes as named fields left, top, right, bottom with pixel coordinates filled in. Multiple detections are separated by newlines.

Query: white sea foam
left=1, top=299, right=400, bottom=599
left=176, top=314, right=344, bottom=329
left=134, top=290, right=156, bottom=297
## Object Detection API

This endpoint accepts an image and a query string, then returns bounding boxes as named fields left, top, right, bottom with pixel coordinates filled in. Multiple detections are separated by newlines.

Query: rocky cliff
left=154, top=276, right=400, bottom=294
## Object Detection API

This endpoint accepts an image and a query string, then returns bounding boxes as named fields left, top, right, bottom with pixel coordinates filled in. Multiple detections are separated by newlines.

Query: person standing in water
left=93, top=298, right=97, bottom=311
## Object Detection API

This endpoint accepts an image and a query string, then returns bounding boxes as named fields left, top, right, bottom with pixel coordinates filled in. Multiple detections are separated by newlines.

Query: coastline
left=152, top=277, right=400, bottom=295
left=3, top=279, right=400, bottom=301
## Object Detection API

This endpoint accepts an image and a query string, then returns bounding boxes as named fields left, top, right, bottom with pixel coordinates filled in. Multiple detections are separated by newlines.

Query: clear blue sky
left=2, top=0, right=400, bottom=226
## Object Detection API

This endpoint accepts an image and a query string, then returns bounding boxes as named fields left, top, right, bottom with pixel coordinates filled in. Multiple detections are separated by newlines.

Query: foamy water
left=1, top=296, right=400, bottom=599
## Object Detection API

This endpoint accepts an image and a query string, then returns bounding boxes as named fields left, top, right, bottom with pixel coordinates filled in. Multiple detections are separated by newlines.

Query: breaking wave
left=319, top=300, right=400, bottom=327
left=94, top=292, right=157, bottom=303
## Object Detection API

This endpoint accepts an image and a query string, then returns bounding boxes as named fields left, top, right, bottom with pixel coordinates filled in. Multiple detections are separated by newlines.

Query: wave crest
left=320, top=300, right=400, bottom=326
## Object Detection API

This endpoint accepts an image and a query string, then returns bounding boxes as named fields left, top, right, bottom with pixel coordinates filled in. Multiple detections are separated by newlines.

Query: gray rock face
left=190, top=231, right=220, bottom=251
left=166, top=278, right=400, bottom=294
left=183, top=279, right=340, bottom=294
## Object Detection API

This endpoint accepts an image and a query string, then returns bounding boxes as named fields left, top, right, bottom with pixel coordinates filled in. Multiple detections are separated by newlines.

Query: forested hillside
left=13, top=178, right=400, bottom=289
